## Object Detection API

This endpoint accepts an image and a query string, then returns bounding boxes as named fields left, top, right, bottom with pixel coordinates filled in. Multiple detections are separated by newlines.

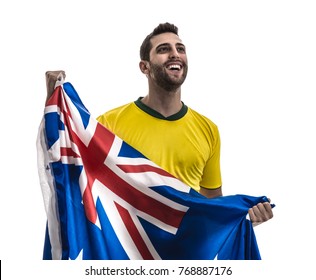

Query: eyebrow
left=155, top=42, right=186, bottom=51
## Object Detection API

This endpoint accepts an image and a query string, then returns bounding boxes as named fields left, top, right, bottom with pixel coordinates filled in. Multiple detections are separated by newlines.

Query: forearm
left=199, top=186, right=222, bottom=198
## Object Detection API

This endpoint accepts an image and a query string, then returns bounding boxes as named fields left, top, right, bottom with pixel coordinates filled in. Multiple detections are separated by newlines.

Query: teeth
left=167, top=64, right=181, bottom=70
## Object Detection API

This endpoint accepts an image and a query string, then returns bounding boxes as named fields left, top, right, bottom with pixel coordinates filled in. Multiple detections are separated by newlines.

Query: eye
left=177, top=46, right=186, bottom=53
left=157, top=46, right=170, bottom=53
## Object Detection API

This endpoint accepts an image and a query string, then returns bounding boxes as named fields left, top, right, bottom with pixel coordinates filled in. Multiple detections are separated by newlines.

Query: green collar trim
left=134, top=97, right=188, bottom=121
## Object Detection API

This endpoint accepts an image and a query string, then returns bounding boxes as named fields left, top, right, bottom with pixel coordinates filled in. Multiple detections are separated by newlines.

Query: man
left=45, top=23, right=273, bottom=226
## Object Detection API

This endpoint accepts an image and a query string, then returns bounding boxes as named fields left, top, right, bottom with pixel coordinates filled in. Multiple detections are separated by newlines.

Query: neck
left=141, top=87, right=182, bottom=118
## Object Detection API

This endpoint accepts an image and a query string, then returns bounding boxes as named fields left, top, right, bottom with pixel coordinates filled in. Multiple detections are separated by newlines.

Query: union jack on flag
left=36, top=81, right=272, bottom=260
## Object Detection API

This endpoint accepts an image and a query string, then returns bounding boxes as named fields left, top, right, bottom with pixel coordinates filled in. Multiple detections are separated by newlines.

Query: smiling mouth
left=166, top=64, right=182, bottom=71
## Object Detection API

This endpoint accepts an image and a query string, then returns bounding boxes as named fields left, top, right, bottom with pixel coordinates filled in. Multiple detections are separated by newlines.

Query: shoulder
left=185, top=107, right=221, bottom=145
left=97, top=102, right=135, bottom=123
left=187, top=107, right=219, bottom=130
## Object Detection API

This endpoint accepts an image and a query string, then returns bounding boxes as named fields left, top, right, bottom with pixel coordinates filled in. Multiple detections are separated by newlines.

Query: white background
left=1, top=0, right=315, bottom=278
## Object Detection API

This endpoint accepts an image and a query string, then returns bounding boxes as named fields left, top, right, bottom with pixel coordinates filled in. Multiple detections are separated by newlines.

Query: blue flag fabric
left=36, top=81, right=272, bottom=260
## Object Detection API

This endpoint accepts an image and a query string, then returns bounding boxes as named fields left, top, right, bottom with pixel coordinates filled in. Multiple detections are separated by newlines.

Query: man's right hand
left=45, top=70, right=66, bottom=102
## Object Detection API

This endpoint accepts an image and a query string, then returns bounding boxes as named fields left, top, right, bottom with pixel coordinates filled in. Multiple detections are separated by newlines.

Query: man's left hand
left=248, top=200, right=274, bottom=226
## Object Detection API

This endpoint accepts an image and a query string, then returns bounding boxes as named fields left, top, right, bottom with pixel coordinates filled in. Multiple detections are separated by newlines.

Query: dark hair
left=140, top=22, right=179, bottom=61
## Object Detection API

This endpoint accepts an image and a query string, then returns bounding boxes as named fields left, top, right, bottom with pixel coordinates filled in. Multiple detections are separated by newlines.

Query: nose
left=169, top=46, right=180, bottom=59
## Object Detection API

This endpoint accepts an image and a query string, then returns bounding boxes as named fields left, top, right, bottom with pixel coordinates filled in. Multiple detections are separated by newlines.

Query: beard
left=149, top=61, right=188, bottom=92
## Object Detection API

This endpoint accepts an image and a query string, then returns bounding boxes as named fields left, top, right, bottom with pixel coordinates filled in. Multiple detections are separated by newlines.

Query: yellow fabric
left=97, top=101, right=221, bottom=192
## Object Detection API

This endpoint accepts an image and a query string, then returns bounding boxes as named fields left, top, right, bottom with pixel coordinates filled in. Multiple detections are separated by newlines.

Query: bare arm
left=200, top=186, right=273, bottom=226
left=199, top=186, right=223, bottom=198
left=45, top=70, right=66, bottom=102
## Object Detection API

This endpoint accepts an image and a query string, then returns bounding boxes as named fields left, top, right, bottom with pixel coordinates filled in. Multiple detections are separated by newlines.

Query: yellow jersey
left=97, top=98, right=222, bottom=192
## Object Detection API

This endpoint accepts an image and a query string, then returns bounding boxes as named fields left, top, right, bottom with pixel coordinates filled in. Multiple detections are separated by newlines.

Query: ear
left=139, top=60, right=149, bottom=74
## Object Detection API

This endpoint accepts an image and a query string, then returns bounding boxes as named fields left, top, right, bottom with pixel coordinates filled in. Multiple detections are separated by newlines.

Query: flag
left=36, top=81, right=273, bottom=260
